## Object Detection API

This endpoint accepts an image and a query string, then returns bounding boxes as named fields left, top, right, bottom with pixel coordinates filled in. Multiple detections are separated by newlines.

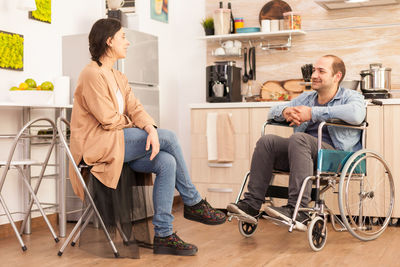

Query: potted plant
left=201, top=17, right=214, bottom=36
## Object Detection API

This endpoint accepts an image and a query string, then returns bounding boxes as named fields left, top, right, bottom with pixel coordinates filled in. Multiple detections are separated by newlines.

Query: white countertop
left=0, top=102, right=73, bottom=109
left=189, top=98, right=400, bottom=109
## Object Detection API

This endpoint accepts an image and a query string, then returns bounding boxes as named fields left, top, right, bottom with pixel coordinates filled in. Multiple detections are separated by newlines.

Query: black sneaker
left=265, top=204, right=310, bottom=231
left=153, top=233, right=198, bottom=256
left=184, top=199, right=226, bottom=225
left=226, top=201, right=259, bottom=224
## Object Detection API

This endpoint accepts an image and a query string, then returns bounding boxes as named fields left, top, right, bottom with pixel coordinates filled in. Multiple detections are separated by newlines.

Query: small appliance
left=206, top=61, right=242, bottom=102
left=360, top=63, right=391, bottom=99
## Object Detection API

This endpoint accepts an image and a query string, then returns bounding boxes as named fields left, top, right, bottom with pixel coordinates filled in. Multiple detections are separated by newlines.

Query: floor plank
left=1, top=205, right=399, bottom=267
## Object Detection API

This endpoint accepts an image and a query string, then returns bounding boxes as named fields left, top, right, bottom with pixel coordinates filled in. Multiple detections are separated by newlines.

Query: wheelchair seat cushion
left=317, top=149, right=365, bottom=174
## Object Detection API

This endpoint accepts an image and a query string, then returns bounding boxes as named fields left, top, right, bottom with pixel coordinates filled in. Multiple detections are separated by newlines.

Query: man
left=227, top=55, right=366, bottom=231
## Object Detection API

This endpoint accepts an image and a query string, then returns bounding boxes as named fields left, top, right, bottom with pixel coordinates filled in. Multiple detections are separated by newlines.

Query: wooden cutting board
left=258, top=0, right=292, bottom=23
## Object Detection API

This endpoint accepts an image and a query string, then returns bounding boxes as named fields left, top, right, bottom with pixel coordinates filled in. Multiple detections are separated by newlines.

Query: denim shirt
left=268, top=87, right=366, bottom=151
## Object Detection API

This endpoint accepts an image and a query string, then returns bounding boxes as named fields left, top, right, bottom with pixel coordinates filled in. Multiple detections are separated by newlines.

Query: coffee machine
left=206, top=61, right=241, bottom=102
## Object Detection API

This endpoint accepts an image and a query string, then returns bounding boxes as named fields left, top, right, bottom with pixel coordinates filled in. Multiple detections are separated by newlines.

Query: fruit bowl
left=9, top=90, right=54, bottom=105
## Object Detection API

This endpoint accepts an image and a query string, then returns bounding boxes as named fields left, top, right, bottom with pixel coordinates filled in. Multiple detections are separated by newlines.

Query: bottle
left=228, top=2, right=235, bottom=34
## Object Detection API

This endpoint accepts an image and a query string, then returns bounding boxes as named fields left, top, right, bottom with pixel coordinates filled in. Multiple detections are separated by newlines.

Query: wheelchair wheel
left=339, top=149, right=395, bottom=241
left=308, top=216, right=327, bottom=252
left=238, top=221, right=258, bottom=237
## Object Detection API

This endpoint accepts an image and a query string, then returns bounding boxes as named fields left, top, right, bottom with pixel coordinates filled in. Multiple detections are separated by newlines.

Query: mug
left=233, top=40, right=242, bottom=48
left=270, top=19, right=280, bottom=32
left=212, top=83, right=224, bottom=97
left=107, top=0, right=125, bottom=10
left=221, top=40, right=234, bottom=49
left=261, top=19, right=271, bottom=32
left=214, top=47, right=225, bottom=56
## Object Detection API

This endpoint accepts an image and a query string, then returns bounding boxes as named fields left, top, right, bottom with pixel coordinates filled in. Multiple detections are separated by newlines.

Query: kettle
left=360, top=63, right=392, bottom=91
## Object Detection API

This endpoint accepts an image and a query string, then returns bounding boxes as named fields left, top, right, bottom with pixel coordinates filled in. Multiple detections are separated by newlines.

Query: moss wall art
left=29, top=0, right=51, bottom=23
left=0, top=31, right=24, bottom=71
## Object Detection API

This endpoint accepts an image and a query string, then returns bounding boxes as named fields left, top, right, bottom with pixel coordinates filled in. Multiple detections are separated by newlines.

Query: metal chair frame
left=0, top=117, right=59, bottom=251
left=56, top=117, right=120, bottom=258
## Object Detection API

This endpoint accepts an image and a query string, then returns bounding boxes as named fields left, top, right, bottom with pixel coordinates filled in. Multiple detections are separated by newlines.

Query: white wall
left=135, top=0, right=206, bottom=164
left=0, top=0, right=106, bottom=224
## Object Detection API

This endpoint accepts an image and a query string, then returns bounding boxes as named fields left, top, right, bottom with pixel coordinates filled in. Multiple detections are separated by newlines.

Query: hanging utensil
left=243, top=47, right=249, bottom=83
left=252, top=46, right=256, bottom=80
left=248, top=47, right=253, bottom=80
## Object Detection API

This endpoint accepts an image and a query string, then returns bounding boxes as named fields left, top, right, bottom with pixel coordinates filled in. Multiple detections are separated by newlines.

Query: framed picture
left=150, top=0, right=168, bottom=23
left=0, top=30, right=24, bottom=71
left=29, top=0, right=51, bottom=24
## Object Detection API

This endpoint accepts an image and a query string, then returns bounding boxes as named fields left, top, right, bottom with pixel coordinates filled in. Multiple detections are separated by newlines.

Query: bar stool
left=0, top=117, right=59, bottom=251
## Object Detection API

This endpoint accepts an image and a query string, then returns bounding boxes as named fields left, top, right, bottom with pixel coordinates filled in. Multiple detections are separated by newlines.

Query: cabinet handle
left=208, top=162, right=233, bottom=168
left=207, top=188, right=233, bottom=193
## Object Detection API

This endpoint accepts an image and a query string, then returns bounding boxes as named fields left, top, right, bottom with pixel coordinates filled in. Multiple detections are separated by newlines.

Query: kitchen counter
left=189, top=98, right=400, bottom=109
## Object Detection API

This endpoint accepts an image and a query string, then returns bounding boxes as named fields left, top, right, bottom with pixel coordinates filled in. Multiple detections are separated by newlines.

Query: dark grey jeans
left=243, top=132, right=334, bottom=210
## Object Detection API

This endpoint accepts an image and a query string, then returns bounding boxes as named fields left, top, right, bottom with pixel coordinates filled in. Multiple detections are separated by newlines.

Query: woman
left=69, top=18, right=226, bottom=256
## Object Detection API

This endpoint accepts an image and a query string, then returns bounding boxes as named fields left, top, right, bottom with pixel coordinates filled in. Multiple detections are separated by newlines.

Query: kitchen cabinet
left=191, top=102, right=400, bottom=217
left=383, top=105, right=400, bottom=217
left=191, top=108, right=250, bottom=208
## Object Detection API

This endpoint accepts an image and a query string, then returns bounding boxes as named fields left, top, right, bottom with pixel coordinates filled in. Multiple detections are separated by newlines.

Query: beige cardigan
left=69, top=61, right=155, bottom=200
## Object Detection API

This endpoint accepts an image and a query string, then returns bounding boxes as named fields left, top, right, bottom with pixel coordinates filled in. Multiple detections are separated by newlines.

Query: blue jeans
left=123, top=127, right=202, bottom=237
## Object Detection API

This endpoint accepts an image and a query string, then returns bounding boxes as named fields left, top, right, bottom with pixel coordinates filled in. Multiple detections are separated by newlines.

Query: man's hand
left=282, top=106, right=312, bottom=126
left=144, top=125, right=160, bottom=160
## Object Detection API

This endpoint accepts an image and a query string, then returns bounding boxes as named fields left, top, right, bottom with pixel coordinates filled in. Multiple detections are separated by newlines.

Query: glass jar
left=283, top=12, right=301, bottom=30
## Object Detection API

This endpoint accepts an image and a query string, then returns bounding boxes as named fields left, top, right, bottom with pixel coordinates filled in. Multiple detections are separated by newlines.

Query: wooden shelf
left=199, top=30, right=306, bottom=42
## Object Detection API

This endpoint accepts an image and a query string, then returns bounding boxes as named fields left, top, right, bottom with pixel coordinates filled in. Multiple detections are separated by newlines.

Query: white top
left=115, top=88, right=124, bottom=114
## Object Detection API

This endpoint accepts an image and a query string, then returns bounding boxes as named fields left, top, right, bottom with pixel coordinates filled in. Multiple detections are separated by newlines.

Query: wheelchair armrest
left=324, top=119, right=368, bottom=129
left=266, top=119, right=292, bottom=127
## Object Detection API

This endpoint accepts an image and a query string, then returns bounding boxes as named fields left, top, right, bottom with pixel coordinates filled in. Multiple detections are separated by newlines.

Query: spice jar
left=283, top=12, right=301, bottom=30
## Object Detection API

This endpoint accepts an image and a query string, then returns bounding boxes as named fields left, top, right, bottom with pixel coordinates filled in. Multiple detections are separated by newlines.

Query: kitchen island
left=189, top=99, right=400, bottom=218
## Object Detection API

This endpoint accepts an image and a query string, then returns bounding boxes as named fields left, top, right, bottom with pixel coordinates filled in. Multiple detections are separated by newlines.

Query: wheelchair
left=227, top=118, right=395, bottom=251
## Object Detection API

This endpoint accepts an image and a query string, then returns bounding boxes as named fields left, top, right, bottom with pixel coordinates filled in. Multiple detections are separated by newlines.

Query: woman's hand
left=144, top=125, right=160, bottom=160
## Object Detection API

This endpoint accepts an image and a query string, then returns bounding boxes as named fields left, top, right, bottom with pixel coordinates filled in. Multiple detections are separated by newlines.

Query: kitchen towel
left=206, top=112, right=218, bottom=161
left=217, top=113, right=235, bottom=162
left=54, top=76, right=70, bottom=106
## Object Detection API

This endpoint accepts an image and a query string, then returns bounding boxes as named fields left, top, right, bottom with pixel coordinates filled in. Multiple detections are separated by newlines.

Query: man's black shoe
left=153, top=233, right=198, bottom=256
left=227, top=201, right=259, bottom=224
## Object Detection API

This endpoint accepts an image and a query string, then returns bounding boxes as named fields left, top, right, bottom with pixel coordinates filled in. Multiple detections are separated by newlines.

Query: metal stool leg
left=58, top=205, right=92, bottom=256
left=71, top=208, right=94, bottom=246
left=0, top=194, right=27, bottom=251
left=17, top=167, right=59, bottom=243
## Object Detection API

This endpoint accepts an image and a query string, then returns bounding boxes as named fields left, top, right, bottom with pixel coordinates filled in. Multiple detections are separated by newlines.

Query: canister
left=234, top=17, right=244, bottom=32
left=283, top=12, right=301, bottom=30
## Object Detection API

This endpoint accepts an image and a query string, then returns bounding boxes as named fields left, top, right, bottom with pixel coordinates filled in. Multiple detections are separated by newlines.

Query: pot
left=360, top=63, right=392, bottom=91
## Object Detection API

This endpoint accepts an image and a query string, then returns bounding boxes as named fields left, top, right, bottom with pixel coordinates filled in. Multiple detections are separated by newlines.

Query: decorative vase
left=204, top=28, right=214, bottom=36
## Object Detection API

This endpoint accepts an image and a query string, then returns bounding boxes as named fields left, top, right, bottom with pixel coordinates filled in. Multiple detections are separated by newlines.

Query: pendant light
left=17, top=0, right=37, bottom=11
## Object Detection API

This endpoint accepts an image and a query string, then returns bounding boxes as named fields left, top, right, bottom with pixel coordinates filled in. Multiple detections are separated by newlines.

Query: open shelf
left=200, top=30, right=306, bottom=42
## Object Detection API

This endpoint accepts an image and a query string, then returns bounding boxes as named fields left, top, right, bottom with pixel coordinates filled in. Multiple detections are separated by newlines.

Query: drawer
left=191, top=158, right=249, bottom=184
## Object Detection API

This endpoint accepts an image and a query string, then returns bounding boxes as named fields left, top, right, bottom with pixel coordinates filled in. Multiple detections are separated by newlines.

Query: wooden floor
left=1, top=205, right=400, bottom=267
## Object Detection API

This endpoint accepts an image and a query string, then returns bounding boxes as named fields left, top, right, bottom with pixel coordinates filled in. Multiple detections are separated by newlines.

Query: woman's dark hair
left=88, top=18, right=121, bottom=66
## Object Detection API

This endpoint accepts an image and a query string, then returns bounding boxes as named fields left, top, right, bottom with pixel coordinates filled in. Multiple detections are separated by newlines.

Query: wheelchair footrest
left=266, top=185, right=318, bottom=202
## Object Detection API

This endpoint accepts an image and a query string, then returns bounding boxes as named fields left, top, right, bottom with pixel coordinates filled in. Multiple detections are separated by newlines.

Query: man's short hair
left=323, top=55, right=346, bottom=84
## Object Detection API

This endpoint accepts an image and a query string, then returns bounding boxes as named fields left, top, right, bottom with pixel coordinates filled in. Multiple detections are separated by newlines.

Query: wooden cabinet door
left=384, top=105, right=400, bottom=217
left=191, top=108, right=250, bottom=183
